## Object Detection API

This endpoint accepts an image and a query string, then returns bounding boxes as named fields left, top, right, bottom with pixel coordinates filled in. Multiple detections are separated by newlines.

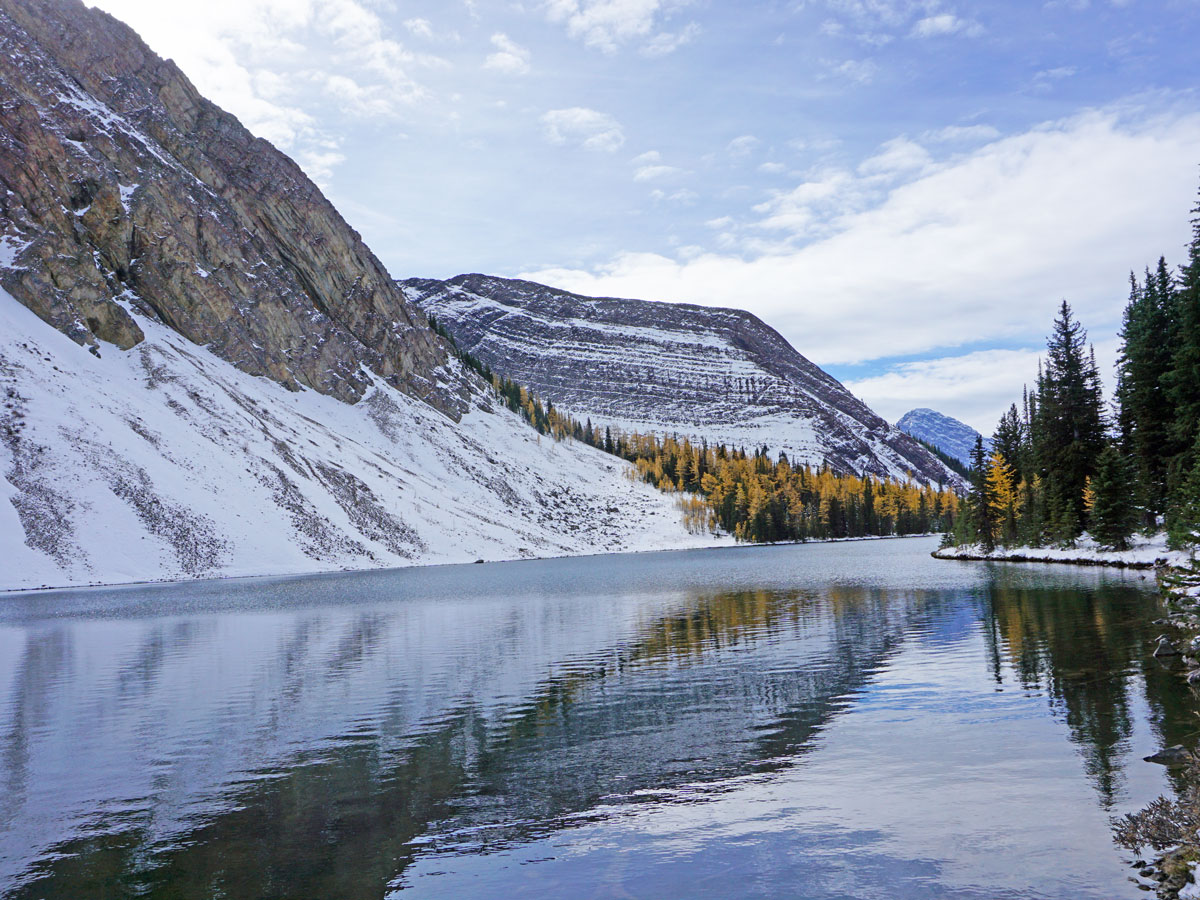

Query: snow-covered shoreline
left=1, top=288, right=740, bottom=592
left=932, top=532, right=1192, bottom=569
left=0, top=532, right=939, bottom=597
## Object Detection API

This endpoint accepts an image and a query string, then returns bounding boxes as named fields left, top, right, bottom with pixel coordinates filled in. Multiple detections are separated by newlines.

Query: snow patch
left=0, top=234, right=31, bottom=269
left=934, top=532, right=1191, bottom=568
left=0, top=288, right=732, bottom=591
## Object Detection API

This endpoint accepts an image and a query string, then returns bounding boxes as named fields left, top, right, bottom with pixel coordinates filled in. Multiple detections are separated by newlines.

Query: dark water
left=0, top=537, right=1191, bottom=899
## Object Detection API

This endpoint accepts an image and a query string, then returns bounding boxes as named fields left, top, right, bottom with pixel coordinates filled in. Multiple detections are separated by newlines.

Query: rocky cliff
left=0, top=0, right=464, bottom=415
left=405, top=274, right=961, bottom=486
left=0, top=0, right=730, bottom=590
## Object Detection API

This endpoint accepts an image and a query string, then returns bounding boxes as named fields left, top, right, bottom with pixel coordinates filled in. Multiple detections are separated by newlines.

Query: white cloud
left=641, top=21, right=700, bottom=56
left=631, top=149, right=687, bottom=182
left=88, top=0, right=435, bottom=184
left=728, top=135, right=760, bottom=156
left=844, top=349, right=1045, bottom=434
left=634, top=164, right=683, bottom=181
left=520, top=107, right=1200, bottom=384
left=911, top=14, right=983, bottom=38
left=845, top=339, right=1120, bottom=435
left=829, top=58, right=877, bottom=84
left=759, top=161, right=788, bottom=174
left=922, top=124, right=1001, bottom=143
left=404, top=17, right=433, bottom=39
left=484, top=33, right=531, bottom=74
left=753, top=169, right=867, bottom=237
left=541, top=107, right=626, bottom=151
left=544, top=0, right=685, bottom=53
left=856, top=136, right=932, bottom=177
left=1031, top=66, right=1078, bottom=94
left=650, top=188, right=699, bottom=205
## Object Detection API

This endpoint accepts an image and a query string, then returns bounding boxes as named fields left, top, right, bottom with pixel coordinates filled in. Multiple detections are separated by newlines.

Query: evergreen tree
left=992, top=404, right=1026, bottom=485
left=1167, top=432, right=1200, bottom=553
left=1167, top=183, right=1200, bottom=485
left=1089, top=445, right=1139, bottom=550
left=969, top=435, right=995, bottom=551
left=1034, top=300, right=1107, bottom=542
left=1116, top=260, right=1178, bottom=517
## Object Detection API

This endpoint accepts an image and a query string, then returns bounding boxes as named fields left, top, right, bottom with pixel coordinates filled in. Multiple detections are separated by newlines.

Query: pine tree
left=1089, top=446, right=1139, bottom=551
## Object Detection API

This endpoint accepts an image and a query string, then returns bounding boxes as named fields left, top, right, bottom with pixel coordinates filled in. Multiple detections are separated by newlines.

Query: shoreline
left=1, top=531, right=939, bottom=597
left=932, top=548, right=1160, bottom=569
left=932, top=533, right=1191, bottom=571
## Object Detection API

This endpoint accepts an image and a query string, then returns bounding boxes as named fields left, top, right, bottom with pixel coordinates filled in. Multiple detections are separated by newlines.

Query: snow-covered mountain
left=896, top=408, right=989, bottom=467
left=0, top=0, right=728, bottom=590
left=405, top=274, right=962, bottom=487
left=1, top=289, right=725, bottom=591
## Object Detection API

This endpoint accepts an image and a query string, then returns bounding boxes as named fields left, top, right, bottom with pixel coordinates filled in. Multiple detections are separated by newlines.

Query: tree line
left=426, top=313, right=959, bottom=543
left=948, top=181, right=1200, bottom=553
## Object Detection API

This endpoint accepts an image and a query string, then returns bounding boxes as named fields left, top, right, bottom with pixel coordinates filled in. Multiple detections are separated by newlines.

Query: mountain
left=896, top=408, right=989, bottom=467
left=0, top=0, right=460, bottom=413
left=0, top=0, right=726, bottom=590
left=404, top=274, right=962, bottom=486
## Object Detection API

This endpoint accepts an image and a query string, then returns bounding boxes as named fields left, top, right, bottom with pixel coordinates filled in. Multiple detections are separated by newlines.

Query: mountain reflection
left=0, top=547, right=1183, bottom=900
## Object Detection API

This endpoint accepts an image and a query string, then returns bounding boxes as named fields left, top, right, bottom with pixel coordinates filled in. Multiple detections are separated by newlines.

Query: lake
left=0, top=536, right=1189, bottom=899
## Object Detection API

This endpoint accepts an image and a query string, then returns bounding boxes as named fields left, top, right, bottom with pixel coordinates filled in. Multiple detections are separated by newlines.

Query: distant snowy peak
left=896, top=408, right=988, bottom=467
left=405, top=274, right=963, bottom=487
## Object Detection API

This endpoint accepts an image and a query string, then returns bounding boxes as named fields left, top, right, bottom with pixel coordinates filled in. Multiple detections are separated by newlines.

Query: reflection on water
left=0, top=538, right=1186, bottom=899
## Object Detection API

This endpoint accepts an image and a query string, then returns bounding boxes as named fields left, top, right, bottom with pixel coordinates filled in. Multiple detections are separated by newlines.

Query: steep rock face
left=896, top=408, right=988, bottom=467
left=0, top=0, right=464, bottom=415
left=405, top=274, right=961, bottom=486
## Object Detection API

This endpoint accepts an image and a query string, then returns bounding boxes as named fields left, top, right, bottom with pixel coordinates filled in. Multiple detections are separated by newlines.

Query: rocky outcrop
left=0, top=0, right=465, bottom=416
left=406, top=273, right=962, bottom=486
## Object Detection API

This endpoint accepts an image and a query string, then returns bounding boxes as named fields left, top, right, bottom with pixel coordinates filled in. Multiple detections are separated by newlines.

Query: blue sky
left=89, top=0, right=1200, bottom=433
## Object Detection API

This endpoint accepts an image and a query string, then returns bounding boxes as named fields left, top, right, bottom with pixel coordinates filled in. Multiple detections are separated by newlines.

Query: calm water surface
left=0, top=536, right=1192, bottom=899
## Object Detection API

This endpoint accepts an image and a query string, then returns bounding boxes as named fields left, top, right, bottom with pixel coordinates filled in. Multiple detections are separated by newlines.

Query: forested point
left=946, top=177, right=1200, bottom=554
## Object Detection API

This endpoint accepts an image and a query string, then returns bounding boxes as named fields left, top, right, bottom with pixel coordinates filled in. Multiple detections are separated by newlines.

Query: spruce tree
left=1168, top=432, right=1200, bottom=553
left=993, top=404, right=1026, bottom=484
left=1089, top=445, right=1139, bottom=551
left=969, top=435, right=995, bottom=551
left=1116, top=261, right=1179, bottom=517
left=1034, top=301, right=1107, bottom=542
left=1167, top=182, right=1200, bottom=485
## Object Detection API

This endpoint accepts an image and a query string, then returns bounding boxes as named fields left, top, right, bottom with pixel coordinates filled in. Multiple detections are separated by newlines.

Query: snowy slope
left=1, top=290, right=731, bottom=591
left=896, top=408, right=989, bottom=467
left=406, top=274, right=962, bottom=487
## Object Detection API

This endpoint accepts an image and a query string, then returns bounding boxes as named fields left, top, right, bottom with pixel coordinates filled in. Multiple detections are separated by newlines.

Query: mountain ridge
left=404, top=273, right=962, bottom=487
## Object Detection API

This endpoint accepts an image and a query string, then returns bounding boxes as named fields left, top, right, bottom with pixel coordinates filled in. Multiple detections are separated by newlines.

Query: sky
left=87, top=0, right=1200, bottom=435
